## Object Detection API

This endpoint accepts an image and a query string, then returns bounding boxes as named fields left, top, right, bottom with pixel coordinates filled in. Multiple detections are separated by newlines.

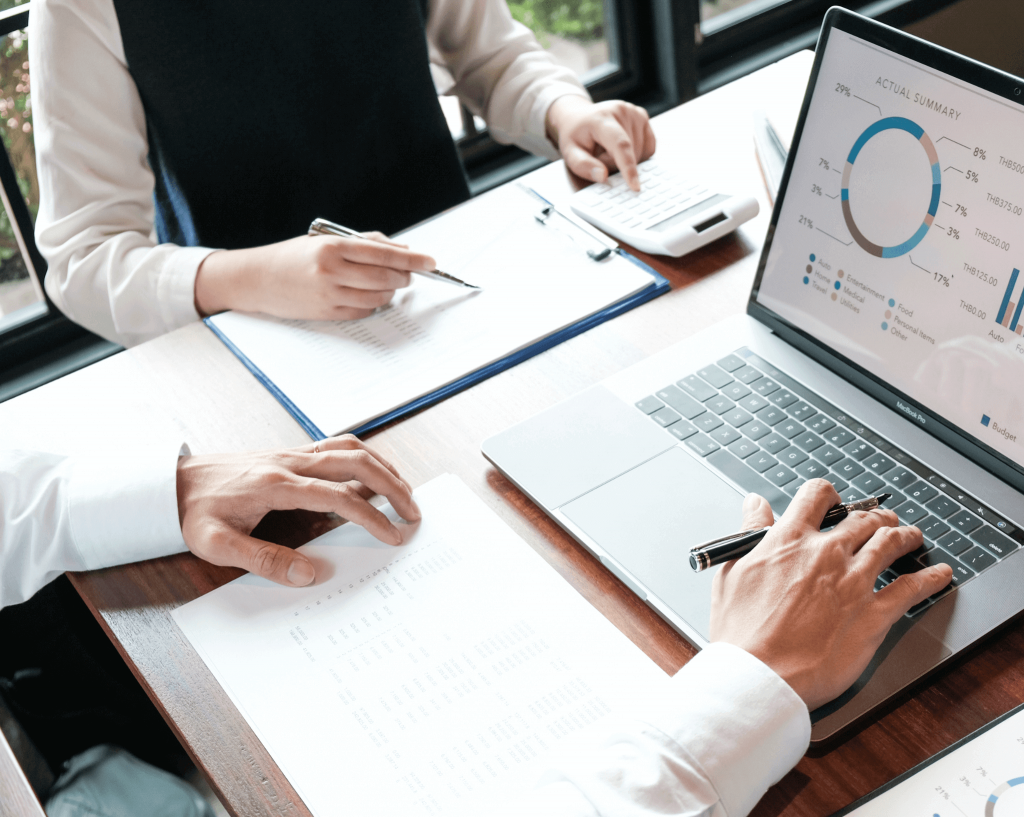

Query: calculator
left=569, top=159, right=759, bottom=257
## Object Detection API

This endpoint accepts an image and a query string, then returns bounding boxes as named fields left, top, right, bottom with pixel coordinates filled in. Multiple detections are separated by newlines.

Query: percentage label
left=967, top=170, right=980, bottom=183
left=799, top=215, right=814, bottom=229
left=934, top=273, right=951, bottom=287
left=835, top=83, right=851, bottom=97
left=811, top=184, right=822, bottom=196
left=819, top=158, right=830, bottom=170
left=974, top=147, right=987, bottom=160
left=955, top=204, right=968, bottom=217
left=948, top=227, right=960, bottom=239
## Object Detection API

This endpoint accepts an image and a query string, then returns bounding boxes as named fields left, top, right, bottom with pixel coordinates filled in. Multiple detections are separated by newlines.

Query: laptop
left=482, top=7, right=1024, bottom=749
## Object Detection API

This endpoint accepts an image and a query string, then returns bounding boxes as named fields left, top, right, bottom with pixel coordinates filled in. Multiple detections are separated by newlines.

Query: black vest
left=112, top=0, right=470, bottom=248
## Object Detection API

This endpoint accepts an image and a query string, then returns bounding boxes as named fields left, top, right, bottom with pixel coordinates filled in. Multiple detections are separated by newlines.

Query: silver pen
left=307, top=218, right=480, bottom=289
left=689, top=493, right=892, bottom=572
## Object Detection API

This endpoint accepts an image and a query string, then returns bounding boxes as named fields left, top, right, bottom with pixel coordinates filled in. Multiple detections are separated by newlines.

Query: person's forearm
left=194, top=246, right=270, bottom=316
left=427, top=0, right=588, bottom=157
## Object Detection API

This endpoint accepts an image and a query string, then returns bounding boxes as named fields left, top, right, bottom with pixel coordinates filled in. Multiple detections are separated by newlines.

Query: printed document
left=206, top=183, right=654, bottom=436
left=173, top=474, right=670, bottom=816
left=845, top=706, right=1024, bottom=815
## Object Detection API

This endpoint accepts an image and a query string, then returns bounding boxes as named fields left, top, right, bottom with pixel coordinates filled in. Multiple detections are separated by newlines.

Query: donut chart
left=841, top=116, right=941, bottom=258
left=985, top=776, right=1024, bottom=816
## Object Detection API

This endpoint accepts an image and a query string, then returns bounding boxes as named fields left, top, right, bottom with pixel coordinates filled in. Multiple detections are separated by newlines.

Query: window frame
left=695, top=0, right=965, bottom=96
left=0, top=4, right=119, bottom=399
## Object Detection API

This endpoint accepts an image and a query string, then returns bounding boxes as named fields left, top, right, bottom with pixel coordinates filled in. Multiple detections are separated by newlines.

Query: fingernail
left=407, top=498, right=422, bottom=522
left=390, top=524, right=404, bottom=546
left=287, top=560, right=315, bottom=587
left=590, top=167, right=604, bottom=183
left=742, top=493, right=760, bottom=511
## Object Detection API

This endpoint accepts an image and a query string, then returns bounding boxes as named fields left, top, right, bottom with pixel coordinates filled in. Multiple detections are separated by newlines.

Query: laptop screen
left=753, top=14, right=1024, bottom=479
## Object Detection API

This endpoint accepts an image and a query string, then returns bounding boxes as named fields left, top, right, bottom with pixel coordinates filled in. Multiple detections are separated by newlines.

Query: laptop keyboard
left=635, top=347, right=1024, bottom=617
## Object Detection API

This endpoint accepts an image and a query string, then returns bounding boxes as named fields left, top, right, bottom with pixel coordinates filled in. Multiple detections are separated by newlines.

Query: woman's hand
left=194, top=232, right=435, bottom=320
left=546, top=96, right=657, bottom=192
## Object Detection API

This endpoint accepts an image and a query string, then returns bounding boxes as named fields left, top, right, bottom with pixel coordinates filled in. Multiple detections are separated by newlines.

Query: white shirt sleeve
left=31, top=0, right=215, bottom=349
left=427, top=0, right=591, bottom=161
left=488, top=643, right=811, bottom=817
left=0, top=443, right=188, bottom=611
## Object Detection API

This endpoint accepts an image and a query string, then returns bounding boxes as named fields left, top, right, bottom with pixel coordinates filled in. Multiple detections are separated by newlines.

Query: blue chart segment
left=995, top=268, right=1024, bottom=334
left=985, top=776, right=1024, bottom=816
left=841, top=117, right=941, bottom=258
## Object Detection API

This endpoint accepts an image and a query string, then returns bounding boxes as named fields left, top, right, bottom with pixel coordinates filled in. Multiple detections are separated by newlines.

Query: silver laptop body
left=483, top=8, right=1024, bottom=749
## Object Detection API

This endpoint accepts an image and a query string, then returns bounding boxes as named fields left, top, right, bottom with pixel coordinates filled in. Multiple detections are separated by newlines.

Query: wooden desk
left=3, top=51, right=1023, bottom=816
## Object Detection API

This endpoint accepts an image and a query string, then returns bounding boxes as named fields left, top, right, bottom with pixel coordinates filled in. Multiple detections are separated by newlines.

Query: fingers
left=875, top=564, right=953, bottom=623
left=775, top=479, right=841, bottom=534
left=205, top=527, right=316, bottom=587
left=318, top=236, right=435, bottom=273
left=285, top=446, right=421, bottom=527
left=302, top=435, right=404, bottom=482
left=333, top=286, right=398, bottom=310
left=594, top=117, right=640, bottom=191
left=276, top=478, right=406, bottom=545
left=332, top=265, right=412, bottom=292
left=843, top=512, right=912, bottom=564
left=361, top=231, right=409, bottom=249
left=740, top=493, right=773, bottom=531
left=826, top=507, right=900, bottom=555
left=563, top=143, right=609, bottom=184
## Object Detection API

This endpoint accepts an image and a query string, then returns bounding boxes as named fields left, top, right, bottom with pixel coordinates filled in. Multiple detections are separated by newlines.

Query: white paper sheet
left=173, top=474, right=670, bottom=816
left=207, top=184, right=654, bottom=436
left=845, top=706, right=1024, bottom=816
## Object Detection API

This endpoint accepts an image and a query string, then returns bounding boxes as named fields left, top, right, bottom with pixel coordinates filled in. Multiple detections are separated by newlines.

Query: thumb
left=562, top=142, right=609, bottom=184
left=741, top=493, right=774, bottom=531
left=208, top=527, right=316, bottom=587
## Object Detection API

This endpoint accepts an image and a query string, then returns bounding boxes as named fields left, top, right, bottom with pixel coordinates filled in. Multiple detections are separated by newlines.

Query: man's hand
left=194, top=232, right=435, bottom=320
left=175, top=436, right=421, bottom=587
left=546, top=96, right=656, bottom=192
left=710, top=480, right=953, bottom=710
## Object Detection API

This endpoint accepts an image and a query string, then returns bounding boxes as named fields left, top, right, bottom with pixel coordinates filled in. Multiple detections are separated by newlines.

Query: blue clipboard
left=205, top=249, right=668, bottom=441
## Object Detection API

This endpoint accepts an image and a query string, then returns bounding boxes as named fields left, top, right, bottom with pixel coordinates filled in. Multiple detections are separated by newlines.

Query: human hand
left=710, top=480, right=953, bottom=710
left=545, top=96, right=656, bottom=192
left=175, top=436, right=421, bottom=587
left=194, top=232, right=435, bottom=320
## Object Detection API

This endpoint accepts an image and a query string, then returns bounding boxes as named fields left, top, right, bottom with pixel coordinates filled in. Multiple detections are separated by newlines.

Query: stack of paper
left=173, top=475, right=671, bottom=816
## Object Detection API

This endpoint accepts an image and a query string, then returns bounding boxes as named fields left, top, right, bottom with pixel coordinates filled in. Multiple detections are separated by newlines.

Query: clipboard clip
left=519, top=185, right=617, bottom=262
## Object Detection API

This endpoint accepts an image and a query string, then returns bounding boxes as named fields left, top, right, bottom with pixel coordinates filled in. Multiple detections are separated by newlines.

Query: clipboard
left=205, top=183, right=669, bottom=441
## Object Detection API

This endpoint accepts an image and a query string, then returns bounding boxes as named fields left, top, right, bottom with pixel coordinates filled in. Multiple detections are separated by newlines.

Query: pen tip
left=878, top=493, right=891, bottom=504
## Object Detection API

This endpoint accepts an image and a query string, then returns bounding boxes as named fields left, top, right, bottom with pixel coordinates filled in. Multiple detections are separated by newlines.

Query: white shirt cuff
left=155, top=245, right=217, bottom=333
left=68, top=440, right=189, bottom=570
left=521, top=83, right=592, bottom=161
left=649, top=642, right=811, bottom=816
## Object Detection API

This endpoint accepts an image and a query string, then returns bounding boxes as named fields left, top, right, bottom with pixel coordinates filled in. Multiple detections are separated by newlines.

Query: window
left=0, top=21, right=43, bottom=330
left=0, top=2, right=119, bottom=403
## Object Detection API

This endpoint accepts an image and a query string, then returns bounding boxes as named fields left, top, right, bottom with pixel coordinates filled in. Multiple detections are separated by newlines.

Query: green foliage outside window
left=508, top=0, right=605, bottom=45
left=0, top=1, right=33, bottom=284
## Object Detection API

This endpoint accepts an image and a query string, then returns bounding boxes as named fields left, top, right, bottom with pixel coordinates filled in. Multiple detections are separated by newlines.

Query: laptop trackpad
left=561, top=446, right=745, bottom=642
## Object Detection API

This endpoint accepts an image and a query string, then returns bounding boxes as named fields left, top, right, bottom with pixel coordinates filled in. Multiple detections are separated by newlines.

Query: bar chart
left=995, top=268, right=1023, bottom=334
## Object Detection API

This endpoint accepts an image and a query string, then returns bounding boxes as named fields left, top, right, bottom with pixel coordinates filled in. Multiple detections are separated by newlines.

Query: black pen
left=689, top=493, right=892, bottom=572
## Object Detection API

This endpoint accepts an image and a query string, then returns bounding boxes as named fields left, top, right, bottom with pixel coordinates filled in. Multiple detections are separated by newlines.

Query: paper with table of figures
left=843, top=705, right=1024, bottom=817
left=173, top=473, right=671, bottom=816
